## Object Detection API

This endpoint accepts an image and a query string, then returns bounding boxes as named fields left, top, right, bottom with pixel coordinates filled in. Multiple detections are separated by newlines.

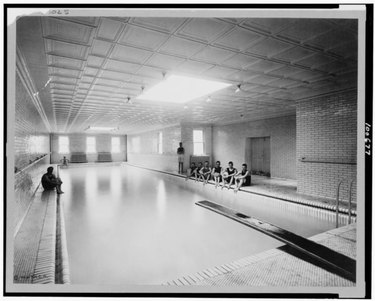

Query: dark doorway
left=246, top=137, right=270, bottom=176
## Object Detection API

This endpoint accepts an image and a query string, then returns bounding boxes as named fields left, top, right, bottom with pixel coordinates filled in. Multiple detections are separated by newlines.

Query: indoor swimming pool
left=59, top=164, right=347, bottom=285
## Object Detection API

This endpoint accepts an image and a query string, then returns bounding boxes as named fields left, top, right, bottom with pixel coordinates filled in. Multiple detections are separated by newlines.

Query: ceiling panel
left=221, top=53, right=259, bottom=69
left=41, top=17, right=94, bottom=45
left=241, top=18, right=296, bottom=34
left=192, top=46, right=235, bottom=64
left=97, top=18, right=123, bottom=41
left=90, top=39, right=113, bottom=56
left=159, top=36, right=205, bottom=58
left=147, top=53, right=185, bottom=70
left=176, top=18, right=233, bottom=43
left=119, top=24, right=170, bottom=50
left=273, top=46, right=316, bottom=63
left=110, top=44, right=153, bottom=64
left=213, top=27, right=262, bottom=51
left=246, top=38, right=293, bottom=58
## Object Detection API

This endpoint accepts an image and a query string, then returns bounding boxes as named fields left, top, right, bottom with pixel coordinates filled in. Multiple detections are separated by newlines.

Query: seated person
left=211, top=161, right=223, bottom=188
left=193, top=162, right=203, bottom=182
left=60, top=156, right=70, bottom=167
left=199, top=161, right=211, bottom=185
left=41, top=166, right=64, bottom=194
left=185, top=162, right=197, bottom=181
left=221, top=161, right=237, bottom=190
left=234, top=163, right=251, bottom=193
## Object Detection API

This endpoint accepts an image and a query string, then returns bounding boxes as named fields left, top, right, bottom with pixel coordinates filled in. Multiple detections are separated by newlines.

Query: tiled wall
left=212, top=115, right=296, bottom=179
left=181, top=123, right=213, bottom=170
left=296, top=90, right=357, bottom=201
left=127, top=126, right=181, bottom=172
left=14, top=73, right=50, bottom=171
left=51, top=133, right=127, bottom=163
left=127, top=124, right=214, bottom=173
left=14, top=72, right=51, bottom=230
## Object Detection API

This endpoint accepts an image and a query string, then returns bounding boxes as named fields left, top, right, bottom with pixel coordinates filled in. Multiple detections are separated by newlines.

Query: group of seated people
left=185, top=160, right=251, bottom=193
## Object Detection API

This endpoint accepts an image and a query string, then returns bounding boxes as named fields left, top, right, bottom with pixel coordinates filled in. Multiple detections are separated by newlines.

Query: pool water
left=60, top=164, right=342, bottom=285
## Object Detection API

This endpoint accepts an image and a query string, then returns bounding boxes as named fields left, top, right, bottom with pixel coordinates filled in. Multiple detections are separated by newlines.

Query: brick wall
left=14, top=72, right=51, bottom=229
left=51, top=133, right=127, bottom=163
left=127, top=125, right=181, bottom=172
left=296, top=90, right=357, bottom=201
left=212, top=115, right=296, bottom=179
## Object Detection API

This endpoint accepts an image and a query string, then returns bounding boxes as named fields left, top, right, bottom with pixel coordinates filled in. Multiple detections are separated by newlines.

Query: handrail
left=336, top=178, right=356, bottom=228
left=15, top=153, right=50, bottom=175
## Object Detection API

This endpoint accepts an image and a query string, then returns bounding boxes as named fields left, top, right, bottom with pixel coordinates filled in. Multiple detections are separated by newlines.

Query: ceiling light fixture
left=235, top=84, right=241, bottom=93
left=86, top=126, right=117, bottom=131
left=136, top=74, right=231, bottom=103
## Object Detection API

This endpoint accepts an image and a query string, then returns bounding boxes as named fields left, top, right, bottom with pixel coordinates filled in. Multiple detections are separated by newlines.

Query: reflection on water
left=61, top=165, right=341, bottom=285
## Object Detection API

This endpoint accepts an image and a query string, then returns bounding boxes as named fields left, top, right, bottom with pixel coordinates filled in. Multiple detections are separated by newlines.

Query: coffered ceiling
left=16, top=16, right=358, bottom=134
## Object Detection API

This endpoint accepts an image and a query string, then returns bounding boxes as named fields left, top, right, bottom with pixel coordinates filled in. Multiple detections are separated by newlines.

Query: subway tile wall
left=51, top=133, right=127, bottom=163
left=127, top=125, right=181, bottom=172
left=212, top=115, right=296, bottom=179
left=14, top=72, right=51, bottom=230
left=296, top=90, right=357, bottom=201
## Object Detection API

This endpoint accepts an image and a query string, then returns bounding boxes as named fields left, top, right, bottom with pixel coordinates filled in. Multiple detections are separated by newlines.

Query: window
left=86, top=137, right=96, bottom=153
left=111, top=137, right=121, bottom=153
left=158, top=132, right=163, bottom=154
left=58, top=136, right=69, bottom=154
left=193, top=130, right=204, bottom=155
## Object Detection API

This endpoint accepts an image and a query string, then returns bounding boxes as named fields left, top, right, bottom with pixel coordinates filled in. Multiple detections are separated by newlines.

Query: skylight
left=136, top=75, right=231, bottom=103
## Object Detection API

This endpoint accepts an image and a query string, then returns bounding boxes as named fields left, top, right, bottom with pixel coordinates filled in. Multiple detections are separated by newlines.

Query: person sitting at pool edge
left=199, top=161, right=211, bottom=185
left=221, top=161, right=237, bottom=190
left=41, top=166, right=64, bottom=194
left=211, top=161, right=222, bottom=188
left=185, top=162, right=197, bottom=181
left=193, top=162, right=203, bottom=182
left=60, top=156, right=69, bottom=167
left=234, top=163, right=251, bottom=193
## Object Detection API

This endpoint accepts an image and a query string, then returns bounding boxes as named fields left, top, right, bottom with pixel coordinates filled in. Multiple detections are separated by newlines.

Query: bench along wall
left=127, top=125, right=181, bottom=172
left=51, top=133, right=127, bottom=163
left=212, top=115, right=296, bottom=180
left=14, top=72, right=51, bottom=230
left=296, top=90, right=357, bottom=201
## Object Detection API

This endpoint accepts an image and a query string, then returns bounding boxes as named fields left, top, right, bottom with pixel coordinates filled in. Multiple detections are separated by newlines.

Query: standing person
left=185, top=162, right=197, bottom=181
left=234, top=163, right=251, bottom=193
left=211, top=161, right=222, bottom=188
left=41, top=166, right=64, bottom=194
left=199, top=161, right=211, bottom=185
left=193, top=162, right=203, bottom=182
left=177, top=142, right=185, bottom=174
left=221, top=161, right=237, bottom=190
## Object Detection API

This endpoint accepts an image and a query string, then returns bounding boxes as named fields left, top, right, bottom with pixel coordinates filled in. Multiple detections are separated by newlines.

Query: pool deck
left=163, top=223, right=357, bottom=286
left=126, top=163, right=356, bottom=215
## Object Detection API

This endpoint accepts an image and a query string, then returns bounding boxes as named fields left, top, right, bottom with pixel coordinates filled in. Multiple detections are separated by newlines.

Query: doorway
left=246, top=137, right=270, bottom=176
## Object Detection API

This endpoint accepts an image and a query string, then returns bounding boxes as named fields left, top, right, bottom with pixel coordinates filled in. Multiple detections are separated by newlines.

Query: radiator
left=97, top=152, right=112, bottom=162
left=70, top=152, right=88, bottom=163
left=190, top=155, right=210, bottom=166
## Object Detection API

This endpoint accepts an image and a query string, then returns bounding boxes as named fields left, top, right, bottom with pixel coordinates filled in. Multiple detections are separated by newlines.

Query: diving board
left=196, top=200, right=356, bottom=282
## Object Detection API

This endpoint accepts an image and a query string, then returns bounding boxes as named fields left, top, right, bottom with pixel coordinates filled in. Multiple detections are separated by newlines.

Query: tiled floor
left=164, top=223, right=356, bottom=286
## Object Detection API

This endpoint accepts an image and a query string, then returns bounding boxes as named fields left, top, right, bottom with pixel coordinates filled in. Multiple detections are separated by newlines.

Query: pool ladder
left=335, top=178, right=355, bottom=228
